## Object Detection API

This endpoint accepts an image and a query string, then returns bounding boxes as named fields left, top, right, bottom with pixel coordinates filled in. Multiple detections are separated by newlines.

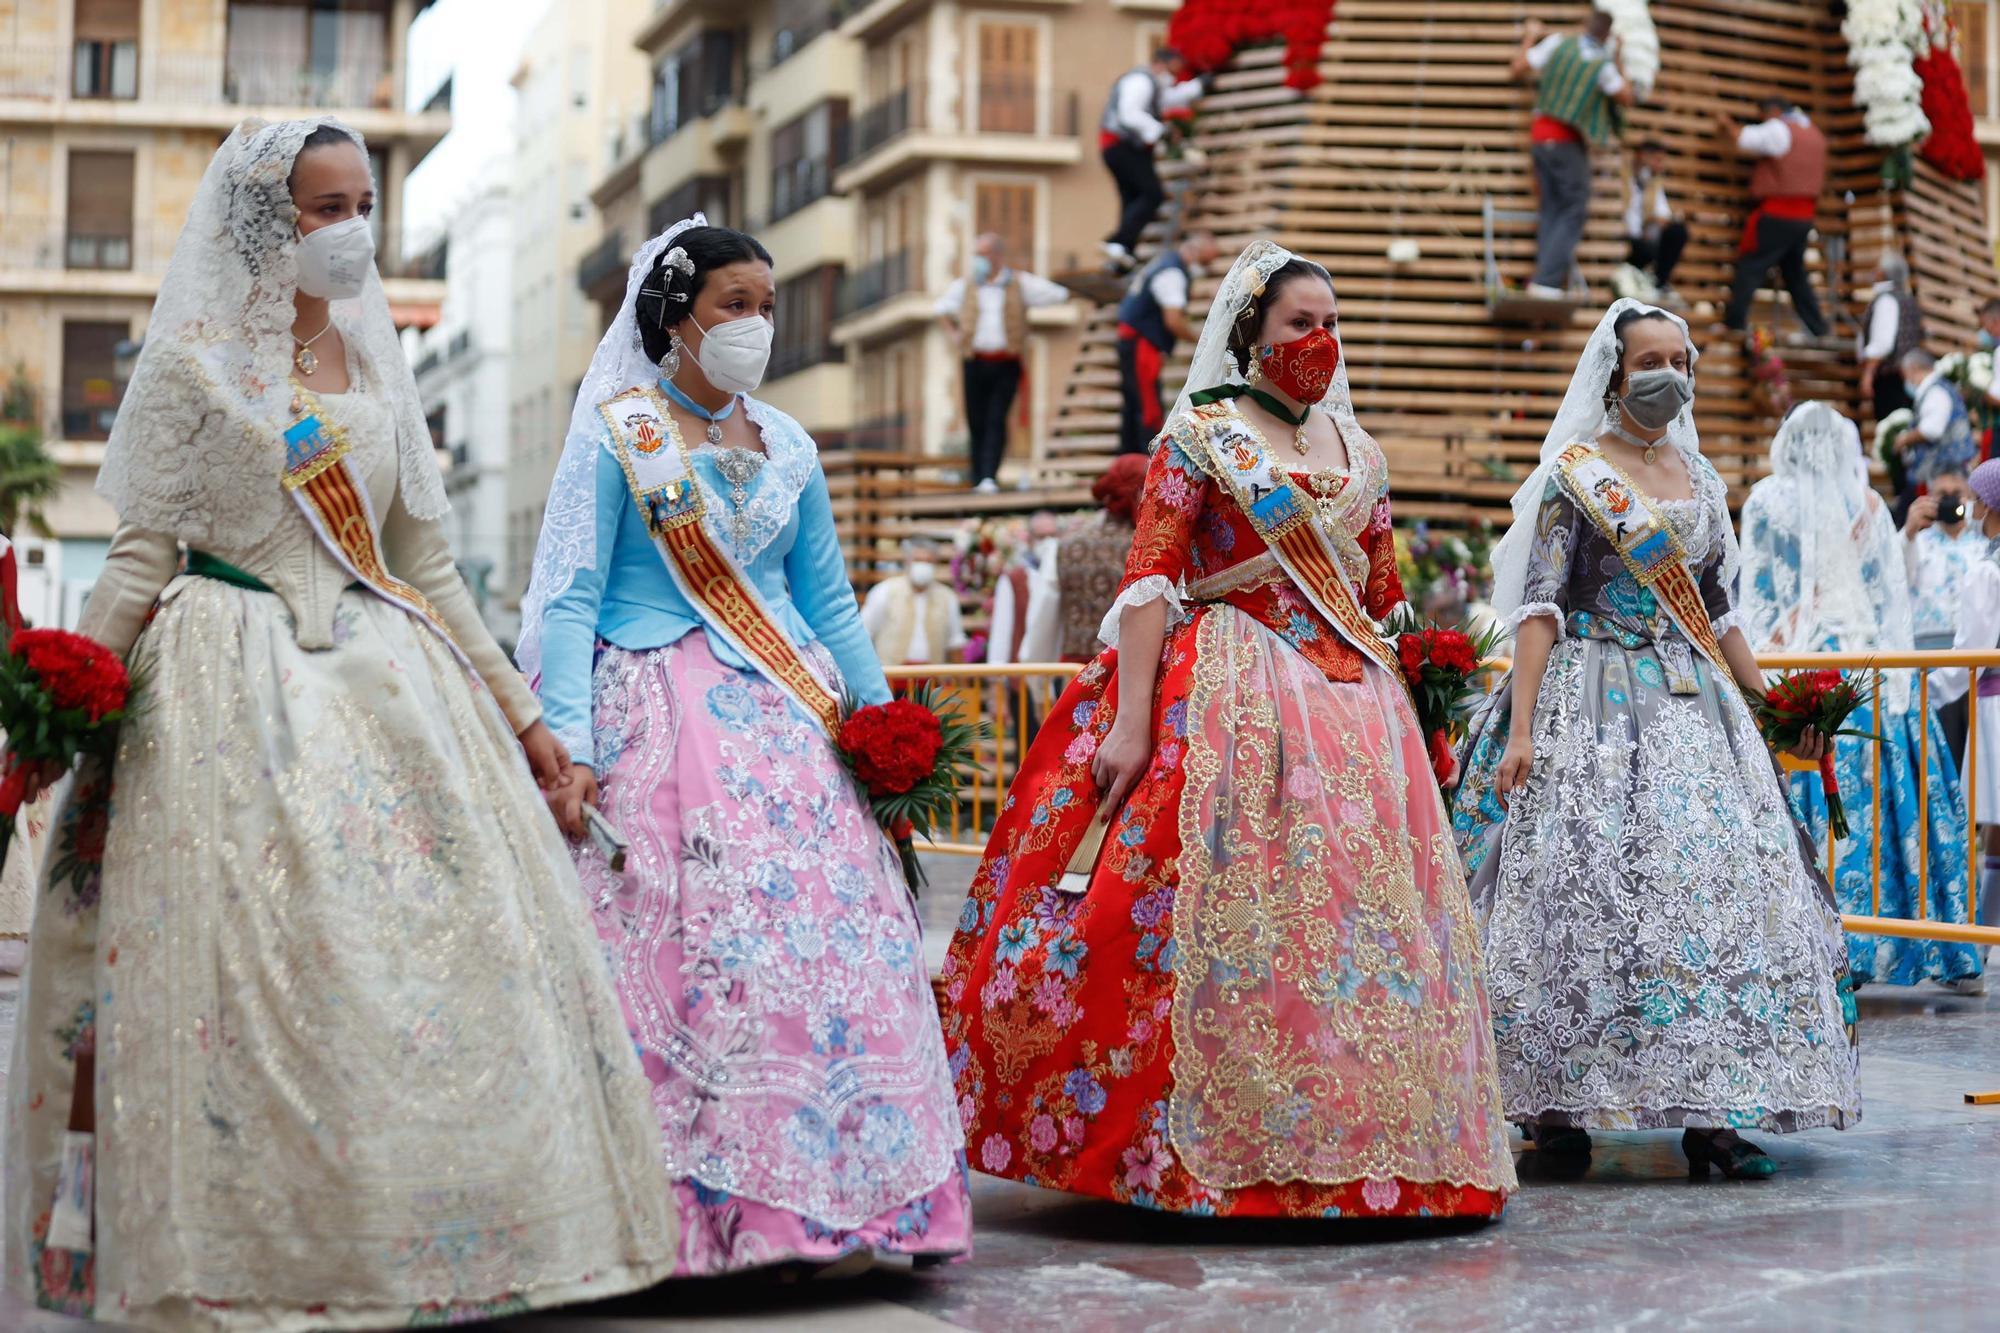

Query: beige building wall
left=501, top=0, right=652, bottom=611
left=0, top=0, right=448, bottom=616
left=831, top=0, right=1163, bottom=478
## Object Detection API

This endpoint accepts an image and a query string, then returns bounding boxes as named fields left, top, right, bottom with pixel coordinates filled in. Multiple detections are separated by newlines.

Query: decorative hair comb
left=663, top=247, right=694, bottom=278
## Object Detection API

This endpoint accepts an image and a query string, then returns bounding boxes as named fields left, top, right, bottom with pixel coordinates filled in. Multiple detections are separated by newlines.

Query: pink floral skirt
left=577, top=634, right=970, bottom=1276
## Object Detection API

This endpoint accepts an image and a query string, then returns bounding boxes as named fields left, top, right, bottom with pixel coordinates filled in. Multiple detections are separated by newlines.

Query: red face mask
left=1257, top=327, right=1341, bottom=404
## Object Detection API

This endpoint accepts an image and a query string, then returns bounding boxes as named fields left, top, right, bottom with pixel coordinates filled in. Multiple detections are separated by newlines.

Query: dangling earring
left=1246, top=354, right=1264, bottom=384
left=1604, top=394, right=1623, bottom=432
left=659, top=331, right=683, bottom=379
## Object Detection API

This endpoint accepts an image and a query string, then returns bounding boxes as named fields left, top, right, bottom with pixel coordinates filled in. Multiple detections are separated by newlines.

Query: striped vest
left=1534, top=38, right=1619, bottom=146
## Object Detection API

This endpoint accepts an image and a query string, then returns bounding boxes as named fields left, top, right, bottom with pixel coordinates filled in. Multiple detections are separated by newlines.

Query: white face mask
left=908, top=560, right=936, bottom=588
left=691, top=312, right=775, bottom=395
left=294, top=215, right=376, bottom=300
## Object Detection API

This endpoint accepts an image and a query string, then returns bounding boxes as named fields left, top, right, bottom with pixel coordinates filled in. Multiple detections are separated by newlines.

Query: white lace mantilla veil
left=96, top=117, right=445, bottom=548
left=1740, top=400, right=1915, bottom=707
left=1488, top=297, right=1731, bottom=630
left=515, top=213, right=707, bottom=681
left=1164, top=237, right=1383, bottom=463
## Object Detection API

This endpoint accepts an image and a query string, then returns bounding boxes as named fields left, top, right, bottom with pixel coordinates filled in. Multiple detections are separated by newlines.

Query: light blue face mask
left=972, top=256, right=994, bottom=283
left=1980, top=329, right=1997, bottom=352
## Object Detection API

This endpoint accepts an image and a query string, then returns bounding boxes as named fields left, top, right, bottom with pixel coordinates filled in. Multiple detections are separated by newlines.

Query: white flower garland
left=1595, top=0, right=1658, bottom=100
left=1844, top=0, right=1932, bottom=147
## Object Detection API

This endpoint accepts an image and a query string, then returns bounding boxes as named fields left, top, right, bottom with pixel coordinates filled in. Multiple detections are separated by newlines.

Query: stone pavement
left=3, top=859, right=1997, bottom=1331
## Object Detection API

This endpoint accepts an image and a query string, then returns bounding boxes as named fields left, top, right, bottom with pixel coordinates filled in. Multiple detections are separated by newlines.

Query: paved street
left=4, top=862, right=1997, bottom=1331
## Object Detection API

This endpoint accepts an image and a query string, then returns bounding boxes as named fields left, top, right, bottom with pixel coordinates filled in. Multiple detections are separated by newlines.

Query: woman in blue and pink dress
left=517, top=216, right=969, bottom=1276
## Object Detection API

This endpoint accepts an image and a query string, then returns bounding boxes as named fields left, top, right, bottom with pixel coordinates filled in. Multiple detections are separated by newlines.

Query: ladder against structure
left=1035, top=0, right=2000, bottom=522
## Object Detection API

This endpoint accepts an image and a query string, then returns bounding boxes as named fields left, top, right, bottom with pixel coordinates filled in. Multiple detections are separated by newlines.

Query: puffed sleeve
left=534, top=446, right=625, bottom=768
left=1512, top=476, right=1578, bottom=634
left=1098, top=432, right=1212, bottom=648
left=785, top=461, right=892, bottom=708
left=76, top=523, right=180, bottom=659
left=1360, top=491, right=1406, bottom=621
left=380, top=488, right=542, bottom=735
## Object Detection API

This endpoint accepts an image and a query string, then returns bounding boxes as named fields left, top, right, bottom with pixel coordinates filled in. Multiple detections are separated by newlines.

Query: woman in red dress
left=939, top=242, right=1516, bottom=1219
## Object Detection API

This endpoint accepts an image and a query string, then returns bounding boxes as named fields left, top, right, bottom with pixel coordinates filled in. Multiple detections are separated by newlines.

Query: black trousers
left=1103, top=140, right=1164, bottom=254
left=1872, top=363, right=1914, bottom=425
left=1626, top=221, right=1688, bottom=287
left=963, top=356, right=1022, bottom=485
left=1725, top=215, right=1828, bottom=336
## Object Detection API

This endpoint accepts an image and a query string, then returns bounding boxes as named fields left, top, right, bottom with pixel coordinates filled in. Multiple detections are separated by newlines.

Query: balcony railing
left=0, top=44, right=402, bottom=110
left=578, top=231, right=628, bottom=295
left=838, top=250, right=915, bottom=318
left=65, top=232, right=133, bottom=271
left=769, top=335, right=840, bottom=382
left=0, top=216, right=179, bottom=274
left=770, top=156, right=839, bottom=224
left=852, top=88, right=920, bottom=161
left=767, top=0, right=855, bottom=70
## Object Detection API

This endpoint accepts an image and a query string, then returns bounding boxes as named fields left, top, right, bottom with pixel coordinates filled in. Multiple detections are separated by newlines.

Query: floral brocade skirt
left=5, top=577, right=674, bottom=1332
left=578, top=635, right=970, bottom=1276
left=1452, top=633, right=1862, bottom=1134
left=940, top=604, right=1517, bottom=1218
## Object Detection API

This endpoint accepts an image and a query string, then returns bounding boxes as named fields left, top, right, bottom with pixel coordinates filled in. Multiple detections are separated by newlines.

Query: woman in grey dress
left=1451, top=301, right=1859, bottom=1180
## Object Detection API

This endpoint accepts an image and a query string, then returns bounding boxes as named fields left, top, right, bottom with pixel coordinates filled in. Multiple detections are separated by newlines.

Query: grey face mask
left=1620, top=367, right=1693, bottom=431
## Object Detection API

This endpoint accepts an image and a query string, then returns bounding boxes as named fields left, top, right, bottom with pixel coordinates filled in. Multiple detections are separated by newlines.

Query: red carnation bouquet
left=1753, top=669, right=1870, bottom=840
left=835, top=684, right=985, bottom=895
left=0, top=627, right=136, bottom=865
left=1389, top=608, right=1503, bottom=787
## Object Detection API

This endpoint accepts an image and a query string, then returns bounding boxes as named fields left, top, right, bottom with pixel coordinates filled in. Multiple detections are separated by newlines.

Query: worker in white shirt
left=936, top=233, right=1072, bottom=493
left=862, top=543, right=968, bottom=667
left=986, top=514, right=1062, bottom=668
left=1511, top=12, right=1633, bottom=300
left=1099, top=49, right=1206, bottom=271
left=1858, top=253, right=1924, bottom=424
left=1619, top=140, right=1687, bottom=303
left=1718, top=95, right=1829, bottom=337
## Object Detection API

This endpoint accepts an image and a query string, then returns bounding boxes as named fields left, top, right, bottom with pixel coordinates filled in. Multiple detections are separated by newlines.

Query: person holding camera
left=1906, top=466, right=1984, bottom=768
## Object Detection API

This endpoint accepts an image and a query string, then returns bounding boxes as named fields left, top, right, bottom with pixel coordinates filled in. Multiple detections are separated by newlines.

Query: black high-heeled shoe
left=1682, top=1128, right=1776, bottom=1180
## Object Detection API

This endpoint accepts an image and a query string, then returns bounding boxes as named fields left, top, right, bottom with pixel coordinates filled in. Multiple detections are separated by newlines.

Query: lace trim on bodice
left=698, top=398, right=816, bottom=567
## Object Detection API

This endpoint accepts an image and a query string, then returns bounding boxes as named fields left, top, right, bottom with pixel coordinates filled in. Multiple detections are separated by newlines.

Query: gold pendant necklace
left=293, top=318, right=334, bottom=376
left=1608, top=421, right=1661, bottom=466
left=1292, top=413, right=1311, bottom=457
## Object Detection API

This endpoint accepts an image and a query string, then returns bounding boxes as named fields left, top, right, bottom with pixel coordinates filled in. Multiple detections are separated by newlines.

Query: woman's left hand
left=517, top=720, right=570, bottom=791
left=1787, top=725, right=1827, bottom=763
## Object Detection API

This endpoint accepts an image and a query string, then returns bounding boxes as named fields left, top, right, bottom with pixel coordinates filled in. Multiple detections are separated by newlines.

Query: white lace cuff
left=1504, top=602, right=1566, bottom=638
left=1711, top=608, right=1748, bottom=639
left=1099, top=575, right=1182, bottom=648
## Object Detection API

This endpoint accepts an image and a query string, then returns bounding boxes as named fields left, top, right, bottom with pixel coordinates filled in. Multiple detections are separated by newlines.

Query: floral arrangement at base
left=1876, top=406, right=1915, bottom=493
left=1165, top=0, right=1336, bottom=91
left=1594, top=0, right=1659, bottom=100
left=1754, top=669, right=1871, bottom=840
left=836, top=685, right=986, bottom=895
left=1915, top=35, right=1984, bottom=180
left=1938, top=349, right=1995, bottom=400
left=1745, top=327, right=1793, bottom=420
left=1844, top=0, right=1932, bottom=152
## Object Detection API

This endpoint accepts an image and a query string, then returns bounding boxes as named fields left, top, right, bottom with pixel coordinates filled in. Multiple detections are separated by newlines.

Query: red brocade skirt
left=938, top=603, right=1517, bottom=1219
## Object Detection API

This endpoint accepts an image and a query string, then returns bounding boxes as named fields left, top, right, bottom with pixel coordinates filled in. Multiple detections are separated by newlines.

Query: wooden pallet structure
left=1030, top=0, right=2000, bottom=525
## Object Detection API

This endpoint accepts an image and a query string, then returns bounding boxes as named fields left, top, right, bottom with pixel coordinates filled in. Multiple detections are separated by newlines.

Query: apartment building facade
left=499, top=0, right=653, bottom=633
left=0, top=0, right=449, bottom=623
left=575, top=0, right=1172, bottom=477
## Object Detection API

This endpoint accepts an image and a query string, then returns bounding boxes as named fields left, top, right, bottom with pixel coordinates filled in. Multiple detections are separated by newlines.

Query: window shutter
left=974, top=180, right=1037, bottom=269
left=977, top=21, right=1038, bottom=133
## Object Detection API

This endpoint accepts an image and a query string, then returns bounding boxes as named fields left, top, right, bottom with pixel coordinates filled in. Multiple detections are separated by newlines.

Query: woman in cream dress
left=3, top=118, right=673, bottom=1330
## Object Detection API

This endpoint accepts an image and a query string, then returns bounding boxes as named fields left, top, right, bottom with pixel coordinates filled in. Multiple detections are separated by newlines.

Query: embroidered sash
left=281, top=390, right=467, bottom=665
left=599, top=385, right=843, bottom=735
left=1178, top=406, right=1399, bottom=677
left=1555, top=441, right=1726, bottom=693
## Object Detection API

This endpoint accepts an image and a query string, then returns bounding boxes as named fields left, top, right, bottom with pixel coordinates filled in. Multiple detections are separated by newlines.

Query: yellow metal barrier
left=892, top=651, right=2000, bottom=954
left=1756, top=649, right=2000, bottom=953
left=884, top=663, right=1082, bottom=857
